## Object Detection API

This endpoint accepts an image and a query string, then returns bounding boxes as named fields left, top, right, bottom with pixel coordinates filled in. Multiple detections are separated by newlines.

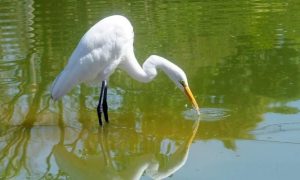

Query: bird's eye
left=179, top=80, right=185, bottom=86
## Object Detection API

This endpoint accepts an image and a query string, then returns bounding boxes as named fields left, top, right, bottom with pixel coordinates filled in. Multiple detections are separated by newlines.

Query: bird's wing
left=51, top=16, right=133, bottom=100
left=51, top=28, right=114, bottom=100
left=50, top=45, right=101, bottom=100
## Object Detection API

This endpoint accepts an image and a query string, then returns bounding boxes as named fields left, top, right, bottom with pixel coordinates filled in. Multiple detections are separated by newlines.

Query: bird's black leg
left=103, top=81, right=109, bottom=123
left=97, top=81, right=106, bottom=126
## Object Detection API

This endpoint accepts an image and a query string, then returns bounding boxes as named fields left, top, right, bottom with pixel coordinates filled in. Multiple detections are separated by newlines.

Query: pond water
left=1, top=0, right=300, bottom=179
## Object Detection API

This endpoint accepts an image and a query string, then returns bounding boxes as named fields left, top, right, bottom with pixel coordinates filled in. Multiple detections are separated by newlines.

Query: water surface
left=1, top=0, right=300, bottom=179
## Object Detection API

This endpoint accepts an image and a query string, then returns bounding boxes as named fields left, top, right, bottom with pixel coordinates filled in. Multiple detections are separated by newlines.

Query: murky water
left=1, top=0, right=300, bottom=179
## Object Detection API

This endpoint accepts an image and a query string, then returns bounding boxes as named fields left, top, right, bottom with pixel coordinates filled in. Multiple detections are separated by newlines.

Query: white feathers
left=51, top=15, right=134, bottom=100
left=51, top=15, right=189, bottom=100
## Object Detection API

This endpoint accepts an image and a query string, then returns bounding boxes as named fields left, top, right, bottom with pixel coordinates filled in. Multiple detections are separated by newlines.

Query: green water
left=1, top=0, right=300, bottom=179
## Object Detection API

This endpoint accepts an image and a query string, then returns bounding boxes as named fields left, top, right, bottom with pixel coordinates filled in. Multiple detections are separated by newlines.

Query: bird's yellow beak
left=183, top=85, right=200, bottom=115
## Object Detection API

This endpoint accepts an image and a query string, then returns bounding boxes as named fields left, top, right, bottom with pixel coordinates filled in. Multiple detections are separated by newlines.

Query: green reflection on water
left=1, top=0, right=300, bottom=179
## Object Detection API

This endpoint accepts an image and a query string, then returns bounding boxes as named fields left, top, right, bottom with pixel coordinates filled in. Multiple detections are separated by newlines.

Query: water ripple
left=183, top=107, right=231, bottom=121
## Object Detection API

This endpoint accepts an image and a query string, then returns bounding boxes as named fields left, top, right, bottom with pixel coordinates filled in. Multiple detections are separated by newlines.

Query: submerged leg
left=97, top=81, right=106, bottom=126
left=103, top=81, right=109, bottom=123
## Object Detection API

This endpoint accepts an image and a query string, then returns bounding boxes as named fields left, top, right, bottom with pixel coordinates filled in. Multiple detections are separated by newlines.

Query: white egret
left=51, top=15, right=199, bottom=126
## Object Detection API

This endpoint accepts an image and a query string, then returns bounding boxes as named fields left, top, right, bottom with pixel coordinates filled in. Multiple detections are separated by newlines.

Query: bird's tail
left=50, top=69, right=77, bottom=100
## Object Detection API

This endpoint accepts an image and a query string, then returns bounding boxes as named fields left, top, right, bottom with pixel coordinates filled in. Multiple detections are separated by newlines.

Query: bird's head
left=166, top=64, right=200, bottom=115
left=145, top=55, right=200, bottom=114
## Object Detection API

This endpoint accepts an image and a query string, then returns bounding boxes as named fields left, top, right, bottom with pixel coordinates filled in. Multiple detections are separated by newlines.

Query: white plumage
left=51, top=15, right=199, bottom=114
left=51, top=15, right=133, bottom=100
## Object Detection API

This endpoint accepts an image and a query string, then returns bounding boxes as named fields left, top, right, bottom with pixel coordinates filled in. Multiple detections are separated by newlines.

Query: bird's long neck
left=120, top=47, right=175, bottom=83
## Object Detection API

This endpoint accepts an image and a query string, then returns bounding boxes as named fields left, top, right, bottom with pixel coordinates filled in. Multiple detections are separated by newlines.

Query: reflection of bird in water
left=146, top=119, right=200, bottom=179
left=50, top=15, right=199, bottom=126
left=53, top=119, right=200, bottom=180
